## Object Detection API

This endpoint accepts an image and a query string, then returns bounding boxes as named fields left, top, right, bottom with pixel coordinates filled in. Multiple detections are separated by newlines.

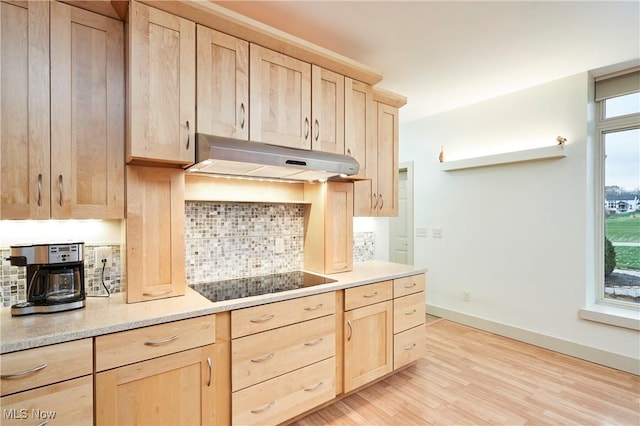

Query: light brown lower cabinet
left=96, top=345, right=215, bottom=426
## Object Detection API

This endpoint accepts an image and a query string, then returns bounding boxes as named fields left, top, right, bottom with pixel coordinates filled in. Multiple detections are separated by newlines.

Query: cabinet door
left=50, top=2, right=124, bottom=219
left=0, top=1, right=50, bottom=219
left=343, top=300, right=393, bottom=392
left=250, top=44, right=311, bottom=149
left=325, top=182, right=353, bottom=273
left=1, top=376, right=93, bottom=426
left=96, top=345, right=215, bottom=426
left=128, top=1, right=195, bottom=165
left=376, top=103, right=399, bottom=216
left=126, top=166, right=185, bottom=303
left=197, top=25, right=248, bottom=140
left=312, top=65, right=344, bottom=153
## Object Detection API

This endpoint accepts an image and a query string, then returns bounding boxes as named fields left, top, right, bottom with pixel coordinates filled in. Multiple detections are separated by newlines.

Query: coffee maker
left=9, top=242, right=86, bottom=316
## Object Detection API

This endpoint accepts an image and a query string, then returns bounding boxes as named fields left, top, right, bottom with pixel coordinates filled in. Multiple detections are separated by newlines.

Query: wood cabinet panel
left=0, top=376, right=93, bottom=425
left=376, top=102, right=399, bottom=216
left=232, top=315, right=335, bottom=391
left=128, top=1, right=195, bottom=165
left=311, top=65, right=344, bottom=153
left=345, top=78, right=374, bottom=182
left=197, top=24, right=248, bottom=139
left=394, top=325, right=425, bottom=370
left=343, top=300, right=393, bottom=392
left=96, top=345, right=215, bottom=426
left=0, top=1, right=50, bottom=219
left=393, top=273, right=426, bottom=298
left=393, top=292, right=426, bottom=334
left=0, top=338, right=92, bottom=396
left=232, top=358, right=335, bottom=426
left=231, top=292, right=335, bottom=338
left=344, top=280, right=393, bottom=311
left=50, top=1, right=124, bottom=219
left=249, top=43, right=311, bottom=149
left=126, top=166, right=185, bottom=302
left=95, top=315, right=215, bottom=372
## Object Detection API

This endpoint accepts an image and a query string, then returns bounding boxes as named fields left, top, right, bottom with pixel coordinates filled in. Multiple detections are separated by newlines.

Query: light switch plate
left=416, top=227, right=428, bottom=238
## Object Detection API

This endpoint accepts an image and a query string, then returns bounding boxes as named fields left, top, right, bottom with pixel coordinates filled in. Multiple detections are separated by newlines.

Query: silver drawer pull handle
left=144, top=335, right=178, bottom=346
left=404, top=343, right=417, bottom=351
left=304, top=381, right=324, bottom=392
left=142, top=289, right=172, bottom=297
left=251, top=401, right=275, bottom=414
left=1, top=363, right=47, bottom=379
left=251, top=352, right=275, bottom=363
left=304, top=304, right=323, bottom=311
left=363, top=292, right=378, bottom=298
left=304, top=338, right=323, bottom=346
left=404, top=309, right=417, bottom=315
left=36, top=420, right=49, bottom=426
left=250, top=314, right=274, bottom=323
left=404, top=283, right=417, bottom=289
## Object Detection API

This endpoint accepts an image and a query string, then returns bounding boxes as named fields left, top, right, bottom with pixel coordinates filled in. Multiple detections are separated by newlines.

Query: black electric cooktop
left=189, top=271, right=337, bottom=302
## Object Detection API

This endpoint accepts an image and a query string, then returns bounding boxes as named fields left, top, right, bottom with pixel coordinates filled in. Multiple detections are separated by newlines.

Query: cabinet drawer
left=95, top=315, right=215, bottom=371
left=1, top=339, right=92, bottom=396
left=231, top=292, right=335, bottom=338
left=394, top=325, right=425, bottom=370
left=232, top=315, right=335, bottom=391
left=393, top=273, right=425, bottom=298
left=344, top=281, right=392, bottom=311
left=393, top=291, right=425, bottom=334
left=232, top=357, right=335, bottom=426
left=0, top=375, right=93, bottom=425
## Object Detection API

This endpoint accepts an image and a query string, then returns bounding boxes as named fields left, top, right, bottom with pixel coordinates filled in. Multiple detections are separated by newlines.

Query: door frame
left=389, top=161, right=414, bottom=265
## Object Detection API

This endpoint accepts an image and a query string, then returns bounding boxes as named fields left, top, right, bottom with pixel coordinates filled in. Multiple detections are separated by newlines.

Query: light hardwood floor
left=292, top=319, right=640, bottom=425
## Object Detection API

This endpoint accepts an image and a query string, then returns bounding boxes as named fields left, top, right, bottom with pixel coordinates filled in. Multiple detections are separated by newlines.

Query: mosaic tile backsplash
left=0, top=245, right=123, bottom=307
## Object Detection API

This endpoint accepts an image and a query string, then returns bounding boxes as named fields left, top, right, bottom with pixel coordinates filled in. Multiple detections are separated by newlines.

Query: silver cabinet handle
left=250, top=314, right=274, bottom=323
left=37, top=174, right=42, bottom=206
left=363, top=292, right=378, bottom=298
left=240, top=103, right=246, bottom=129
left=250, top=352, right=275, bottom=363
left=251, top=401, right=275, bottom=414
left=404, top=309, right=417, bottom=315
left=144, top=335, right=178, bottom=346
left=304, top=381, right=324, bottom=392
left=347, top=148, right=352, bottom=156
left=304, top=304, right=323, bottom=311
left=404, top=343, right=417, bottom=351
left=1, top=363, right=47, bottom=379
left=379, top=193, right=384, bottom=210
left=36, top=420, right=49, bottom=426
left=207, top=357, right=212, bottom=387
left=304, top=117, right=310, bottom=140
left=372, top=193, right=378, bottom=209
left=314, top=119, right=319, bottom=141
left=58, top=175, right=63, bottom=206
left=303, top=337, right=323, bottom=347
left=143, top=289, right=172, bottom=297
left=347, top=320, right=353, bottom=341
left=405, top=283, right=417, bottom=289
left=186, top=120, right=190, bottom=150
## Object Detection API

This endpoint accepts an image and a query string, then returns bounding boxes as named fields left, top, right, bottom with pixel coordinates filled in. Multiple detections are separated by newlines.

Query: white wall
left=400, top=72, right=639, bottom=372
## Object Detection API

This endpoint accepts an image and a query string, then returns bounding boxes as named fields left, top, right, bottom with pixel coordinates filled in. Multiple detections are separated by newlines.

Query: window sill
left=579, top=304, right=640, bottom=330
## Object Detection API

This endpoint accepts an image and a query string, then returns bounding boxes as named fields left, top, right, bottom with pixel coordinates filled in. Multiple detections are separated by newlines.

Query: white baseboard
left=427, top=304, right=640, bottom=375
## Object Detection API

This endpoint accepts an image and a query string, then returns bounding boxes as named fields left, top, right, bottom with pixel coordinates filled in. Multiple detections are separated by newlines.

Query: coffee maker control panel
left=49, top=243, right=82, bottom=263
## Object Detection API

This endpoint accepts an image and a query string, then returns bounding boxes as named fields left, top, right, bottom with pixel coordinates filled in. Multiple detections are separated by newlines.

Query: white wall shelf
left=440, top=144, right=566, bottom=172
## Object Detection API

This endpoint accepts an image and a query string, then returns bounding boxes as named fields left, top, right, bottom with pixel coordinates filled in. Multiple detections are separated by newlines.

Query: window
left=595, top=68, right=640, bottom=308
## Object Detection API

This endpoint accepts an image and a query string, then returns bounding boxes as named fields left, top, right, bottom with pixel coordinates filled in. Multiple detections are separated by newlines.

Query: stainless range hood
left=187, top=133, right=360, bottom=182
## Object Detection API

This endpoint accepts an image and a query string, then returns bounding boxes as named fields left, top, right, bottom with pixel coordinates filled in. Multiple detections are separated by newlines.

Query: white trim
left=427, top=304, right=640, bottom=375
left=579, top=305, right=640, bottom=331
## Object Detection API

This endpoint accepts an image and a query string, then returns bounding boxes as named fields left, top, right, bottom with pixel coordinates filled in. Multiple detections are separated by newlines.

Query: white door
left=389, top=163, right=413, bottom=264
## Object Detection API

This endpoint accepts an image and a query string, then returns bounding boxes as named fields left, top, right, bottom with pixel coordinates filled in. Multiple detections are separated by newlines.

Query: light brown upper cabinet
left=0, top=1, right=124, bottom=220
left=345, top=78, right=375, bottom=182
left=250, top=44, right=312, bottom=149
left=127, top=1, right=195, bottom=166
left=197, top=25, right=249, bottom=140
left=311, top=66, right=345, bottom=153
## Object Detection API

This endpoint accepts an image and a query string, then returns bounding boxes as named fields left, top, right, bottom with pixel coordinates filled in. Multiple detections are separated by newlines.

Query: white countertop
left=0, top=261, right=426, bottom=354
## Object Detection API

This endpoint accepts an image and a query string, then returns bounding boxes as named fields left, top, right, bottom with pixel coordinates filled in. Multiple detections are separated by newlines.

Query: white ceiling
left=215, top=0, right=640, bottom=123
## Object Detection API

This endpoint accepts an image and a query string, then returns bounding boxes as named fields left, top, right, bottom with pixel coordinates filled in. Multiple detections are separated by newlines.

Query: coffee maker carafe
left=9, top=242, right=86, bottom=316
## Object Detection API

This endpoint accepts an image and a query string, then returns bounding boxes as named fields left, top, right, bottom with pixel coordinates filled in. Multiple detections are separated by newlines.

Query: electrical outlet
left=95, top=246, right=112, bottom=266
left=275, top=237, right=285, bottom=254
left=463, top=290, right=471, bottom=302
left=432, top=228, right=443, bottom=238
left=416, top=227, right=428, bottom=238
